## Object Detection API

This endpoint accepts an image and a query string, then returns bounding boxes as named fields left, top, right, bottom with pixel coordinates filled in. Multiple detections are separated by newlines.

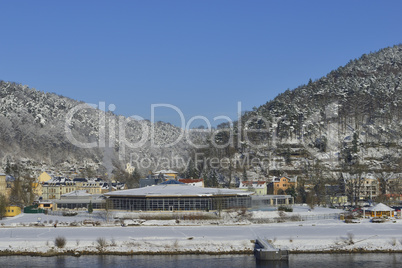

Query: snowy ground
left=0, top=206, right=401, bottom=254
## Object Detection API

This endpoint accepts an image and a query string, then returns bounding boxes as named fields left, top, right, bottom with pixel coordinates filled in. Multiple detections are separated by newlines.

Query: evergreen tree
left=242, top=168, right=248, bottom=181
left=285, top=186, right=297, bottom=199
left=352, top=132, right=359, bottom=154
left=88, top=201, right=93, bottom=214
left=5, top=159, right=11, bottom=174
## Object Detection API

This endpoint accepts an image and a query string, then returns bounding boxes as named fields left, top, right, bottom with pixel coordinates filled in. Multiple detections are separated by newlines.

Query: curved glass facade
left=108, top=195, right=251, bottom=211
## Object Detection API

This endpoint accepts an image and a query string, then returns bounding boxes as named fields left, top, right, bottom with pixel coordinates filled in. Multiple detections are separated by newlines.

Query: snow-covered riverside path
left=1, top=219, right=402, bottom=254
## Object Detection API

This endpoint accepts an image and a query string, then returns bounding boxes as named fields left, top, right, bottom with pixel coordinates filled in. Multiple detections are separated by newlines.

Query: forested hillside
left=190, top=45, right=402, bottom=187
left=0, top=81, right=190, bottom=179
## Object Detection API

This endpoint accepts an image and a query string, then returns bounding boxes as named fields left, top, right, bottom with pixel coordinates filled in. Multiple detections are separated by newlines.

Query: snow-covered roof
left=61, top=190, right=91, bottom=197
left=271, top=176, right=297, bottom=183
left=366, top=203, right=394, bottom=212
left=239, top=181, right=267, bottom=188
left=73, top=178, right=87, bottom=182
left=386, top=173, right=402, bottom=181
left=101, top=182, right=126, bottom=190
left=55, top=196, right=105, bottom=203
left=341, top=173, right=379, bottom=181
left=153, top=169, right=178, bottom=174
left=44, top=176, right=73, bottom=185
left=104, top=184, right=254, bottom=197
left=6, top=175, right=15, bottom=182
left=363, top=173, right=377, bottom=180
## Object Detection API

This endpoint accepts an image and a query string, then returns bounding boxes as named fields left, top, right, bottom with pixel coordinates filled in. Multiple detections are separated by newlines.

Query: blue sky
left=1, top=0, right=401, bottom=127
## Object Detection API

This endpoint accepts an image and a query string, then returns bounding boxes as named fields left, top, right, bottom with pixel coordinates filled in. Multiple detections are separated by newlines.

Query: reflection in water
left=256, top=260, right=289, bottom=268
left=0, top=254, right=400, bottom=268
left=55, top=256, right=66, bottom=267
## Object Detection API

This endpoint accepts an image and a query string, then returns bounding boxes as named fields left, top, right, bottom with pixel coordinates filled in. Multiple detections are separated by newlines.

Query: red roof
left=178, top=178, right=204, bottom=184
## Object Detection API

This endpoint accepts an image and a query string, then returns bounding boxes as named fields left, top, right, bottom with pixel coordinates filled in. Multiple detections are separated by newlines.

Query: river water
left=0, top=253, right=400, bottom=268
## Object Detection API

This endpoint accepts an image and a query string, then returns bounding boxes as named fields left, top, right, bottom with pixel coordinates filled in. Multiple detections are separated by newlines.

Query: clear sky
left=1, top=0, right=401, bottom=127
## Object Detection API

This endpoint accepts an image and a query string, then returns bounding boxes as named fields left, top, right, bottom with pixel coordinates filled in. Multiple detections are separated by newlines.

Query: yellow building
left=365, top=203, right=395, bottom=218
left=329, top=195, right=348, bottom=206
left=239, top=181, right=267, bottom=196
left=343, top=173, right=380, bottom=200
left=0, top=173, right=6, bottom=197
left=0, top=173, right=15, bottom=199
left=33, top=172, right=52, bottom=197
left=38, top=201, right=53, bottom=210
left=4, top=206, right=21, bottom=217
left=42, top=177, right=76, bottom=200
left=126, top=163, right=135, bottom=175
left=41, top=176, right=127, bottom=200
left=73, top=178, right=103, bottom=195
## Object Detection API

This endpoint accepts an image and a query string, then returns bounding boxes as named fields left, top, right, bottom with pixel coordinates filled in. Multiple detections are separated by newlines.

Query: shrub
left=55, top=236, right=66, bottom=248
left=96, top=237, right=107, bottom=251
left=278, top=206, right=293, bottom=212
left=347, top=232, right=354, bottom=245
left=290, top=215, right=302, bottom=221
left=173, top=239, right=179, bottom=249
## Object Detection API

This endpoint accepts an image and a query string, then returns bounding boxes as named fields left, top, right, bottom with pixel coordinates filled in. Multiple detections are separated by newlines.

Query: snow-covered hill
left=239, top=45, right=402, bottom=180
left=0, top=81, right=192, bottom=176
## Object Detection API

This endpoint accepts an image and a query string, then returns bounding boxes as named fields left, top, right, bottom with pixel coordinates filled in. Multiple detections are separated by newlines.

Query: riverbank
left=1, top=206, right=401, bottom=256
left=1, top=218, right=401, bottom=256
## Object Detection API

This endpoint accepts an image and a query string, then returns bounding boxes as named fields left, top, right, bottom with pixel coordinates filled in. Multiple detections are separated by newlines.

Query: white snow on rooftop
left=105, top=184, right=253, bottom=197
left=61, top=190, right=91, bottom=197
left=366, top=203, right=395, bottom=211
left=153, top=169, right=178, bottom=174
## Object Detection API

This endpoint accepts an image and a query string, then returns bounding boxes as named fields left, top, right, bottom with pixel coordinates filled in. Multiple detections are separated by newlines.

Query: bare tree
left=0, top=194, right=8, bottom=219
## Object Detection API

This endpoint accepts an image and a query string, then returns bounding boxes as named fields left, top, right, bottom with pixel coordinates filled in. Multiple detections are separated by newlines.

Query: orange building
left=268, top=176, right=297, bottom=195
